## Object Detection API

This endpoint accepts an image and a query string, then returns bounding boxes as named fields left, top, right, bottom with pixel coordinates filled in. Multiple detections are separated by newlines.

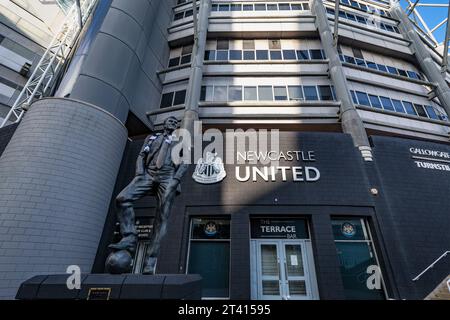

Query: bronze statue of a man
left=109, top=116, right=188, bottom=274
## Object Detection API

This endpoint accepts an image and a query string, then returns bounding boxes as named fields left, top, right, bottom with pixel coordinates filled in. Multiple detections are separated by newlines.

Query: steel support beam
left=333, top=0, right=340, bottom=47
left=312, top=0, right=372, bottom=161
left=391, top=1, right=450, bottom=118
left=442, top=4, right=450, bottom=73
left=182, top=0, right=211, bottom=136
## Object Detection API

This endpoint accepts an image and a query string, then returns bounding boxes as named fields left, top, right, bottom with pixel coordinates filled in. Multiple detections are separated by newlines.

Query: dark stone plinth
left=16, top=274, right=202, bottom=300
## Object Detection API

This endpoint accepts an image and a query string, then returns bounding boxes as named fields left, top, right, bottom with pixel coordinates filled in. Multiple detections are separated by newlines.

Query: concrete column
left=312, top=0, right=373, bottom=161
left=390, top=1, right=450, bottom=118
left=182, top=0, right=211, bottom=135
left=0, top=98, right=127, bottom=299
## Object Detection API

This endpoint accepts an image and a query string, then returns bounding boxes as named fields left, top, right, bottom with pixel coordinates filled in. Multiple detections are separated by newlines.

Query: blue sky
left=400, top=0, right=449, bottom=44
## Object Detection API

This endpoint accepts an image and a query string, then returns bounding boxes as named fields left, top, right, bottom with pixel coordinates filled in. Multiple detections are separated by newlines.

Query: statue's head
left=163, top=116, right=178, bottom=133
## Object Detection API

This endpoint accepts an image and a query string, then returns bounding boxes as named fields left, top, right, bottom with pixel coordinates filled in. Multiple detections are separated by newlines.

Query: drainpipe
left=312, top=0, right=373, bottom=161
left=390, top=1, right=450, bottom=118
left=182, top=0, right=211, bottom=136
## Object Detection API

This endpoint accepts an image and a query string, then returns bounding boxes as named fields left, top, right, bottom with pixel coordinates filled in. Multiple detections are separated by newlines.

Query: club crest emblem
left=204, top=221, right=218, bottom=236
left=341, top=222, right=356, bottom=238
left=192, top=152, right=226, bottom=184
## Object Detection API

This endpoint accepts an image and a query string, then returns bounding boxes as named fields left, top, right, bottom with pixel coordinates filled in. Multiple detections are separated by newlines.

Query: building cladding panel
left=0, top=0, right=450, bottom=300
left=0, top=98, right=127, bottom=299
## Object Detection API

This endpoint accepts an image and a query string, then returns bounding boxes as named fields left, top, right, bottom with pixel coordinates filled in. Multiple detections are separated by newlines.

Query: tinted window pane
left=387, top=66, right=398, bottom=75
left=350, top=90, right=358, bottom=104
left=243, top=51, right=255, bottom=60
left=318, top=85, right=333, bottom=101
left=310, top=50, right=324, bottom=60
left=297, top=50, right=309, bottom=60
left=356, top=91, right=370, bottom=106
left=229, top=50, right=242, bottom=60
left=407, top=71, right=420, bottom=80
left=274, top=86, right=288, bottom=101
left=369, top=95, right=382, bottom=108
left=228, top=86, right=242, bottom=101
left=230, top=4, right=242, bottom=11
left=366, top=61, right=377, bottom=69
left=168, top=57, right=180, bottom=67
left=398, top=69, right=408, bottom=77
left=402, top=101, right=417, bottom=115
left=267, top=4, right=278, bottom=10
left=160, top=92, right=174, bottom=108
left=182, top=45, right=193, bottom=55
left=414, top=104, right=428, bottom=117
left=217, top=40, right=229, bottom=50
left=258, top=86, right=273, bottom=101
left=218, top=4, right=230, bottom=11
left=174, top=90, right=186, bottom=105
left=283, top=50, right=296, bottom=60
left=291, top=4, right=302, bottom=10
left=288, top=86, right=303, bottom=101
left=243, top=40, right=255, bottom=50
left=205, top=50, right=215, bottom=61
left=392, top=99, right=405, bottom=113
left=214, top=86, right=227, bottom=101
left=424, top=105, right=439, bottom=120
left=200, top=86, right=213, bottom=102
left=244, top=86, right=257, bottom=101
left=255, top=4, right=266, bottom=10
left=180, top=54, right=191, bottom=64
left=356, top=16, right=366, bottom=24
left=304, top=86, right=318, bottom=101
left=377, top=64, right=387, bottom=72
left=243, top=4, right=253, bottom=11
left=279, top=3, right=291, bottom=10
left=380, top=96, right=395, bottom=111
left=216, top=50, right=228, bottom=60
left=174, top=12, right=184, bottom=20
left=270, top=51, right=282, bottom=60
left=256, top=50, right=269, bottom=60
left=344, top=56, right=356, bottom=64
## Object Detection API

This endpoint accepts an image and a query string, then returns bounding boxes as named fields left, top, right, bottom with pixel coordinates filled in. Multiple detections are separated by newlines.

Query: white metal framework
left=397, top=0, right=450, bottom=70
left=0, top=0, right=97, bottom=128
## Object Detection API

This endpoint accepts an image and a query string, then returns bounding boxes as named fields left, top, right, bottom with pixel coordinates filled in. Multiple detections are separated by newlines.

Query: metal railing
left=0, top=0, right=97, bottom=128
left=412, top=251, right=450, bottom=282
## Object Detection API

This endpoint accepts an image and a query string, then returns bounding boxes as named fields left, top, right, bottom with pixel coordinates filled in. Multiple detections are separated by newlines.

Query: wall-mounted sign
left=341, top=222, right=356, bottom=238
left=251, top=219, right=309, bottom=239
left=410, top=147, right=450, bottom=172
left=193, top=152, right=227, bottom=184
left=87, top=288, right=111, bottom=300
left=135, top=217, right=153, bottom=240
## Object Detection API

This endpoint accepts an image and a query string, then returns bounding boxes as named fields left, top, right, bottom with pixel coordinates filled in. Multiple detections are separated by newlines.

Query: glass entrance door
left=253, top=240, right=318, bottom=300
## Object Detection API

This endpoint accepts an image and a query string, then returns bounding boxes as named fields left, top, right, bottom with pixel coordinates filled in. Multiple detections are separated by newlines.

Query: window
left=310, top=50, right=324, bottom=60
left=274, top=86, right=288, bottom=101
left=269, top=40, right=281, bottom=50
left=243, top=4, right=253, bottom=11
left=200, top=86, right=213, bottom=102
left=228, top=86, right=242, bottom=101
left=267, top=4, right=278, bottom=11
left=398, top=69, right=408, bottom=77
left=243, top=51, right=255, bottom=60
left=173, top=90, right=186, bottom=105
left=244, top=86, right=257, bottom=101
left=256, top=50, right=269, bottom=60
left=283, top=50, right=297, bottom=60
left=387, top=66, right=398, bottom=75
left=188, top=218, right=230, bottom=298
left=424, top=105, right=438, bottom=120
left=402, top=101, right=417, bottom=115
left=291, top=4, right=302, bottom=10
left=259, top=86, right=274, bottom=101
left=350, top=90, right=358, bottom=104
left=168, top=57, right=180, bottom=68
left=255, top=4, right=266, bottom=11
left=352, top=48, right=364, bottom=59
left=214, top=86, right=228, bottom=102
left=318, top=85, right=334, bottom=101
left=391, top=99, right=405, bottom=113
left=297, top=50, right=309, bottom=60
left=356, top=16, right=367, bottom=24
left=303, top=86, right=319, bottom=101
left=205, top=50, right=215, bottom=61
left=216, top=50, right=228, bottom=60
left=219, top=4, right=230, bottom=11
left=160, top=92, right=174, bottom=108
left=332, top=218, right=385, bottom=300
left=377, top=64, right=387, bottom=72
left=243, top=40, right=255, bottom=50
left=407, top=71, right=420, bottom=80
left=344, top=56, right=356, bottom=64
left=230, top=50, right=242, bottom=60
left=180, top=54, right=191, bottom=65
left=288, top=86, right=303, bottom=101
left=270, top=51, right=282, bottom=60
left=174, top=12, right=184, bottom=20
left=231, top=3, right=242, bottom=11
left=355, top=91, right=370, bottom=106
left=380, top=96, right=395, bottom=111
left=279, top=3, right=291, bottom=10
left=414, top=104, right=428, bottom=117
left=366, top=61, right=377, bottom=70
left=369, top=95, right=382, bottom=109
left=217, top=40, right=229, bottom=50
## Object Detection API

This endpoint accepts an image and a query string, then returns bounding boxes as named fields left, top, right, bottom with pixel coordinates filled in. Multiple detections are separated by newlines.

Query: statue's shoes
left=108, top=237, right=137, bottom=252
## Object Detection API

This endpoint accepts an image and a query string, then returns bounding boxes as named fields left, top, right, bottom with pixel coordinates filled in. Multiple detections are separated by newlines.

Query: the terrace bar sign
left=235, top=150, right=320, bottom=182
left=251, top=219, right=309, bottom=239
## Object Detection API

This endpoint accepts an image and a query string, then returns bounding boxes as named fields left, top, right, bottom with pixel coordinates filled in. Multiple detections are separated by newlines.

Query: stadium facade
left=0, top=0, right=449, bottom=300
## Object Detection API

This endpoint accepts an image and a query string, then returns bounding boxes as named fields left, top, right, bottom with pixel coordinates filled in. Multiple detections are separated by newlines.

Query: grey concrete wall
left=0, top=98, right=127, bottom=299
left=64, top=0, right=176, bottom=125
